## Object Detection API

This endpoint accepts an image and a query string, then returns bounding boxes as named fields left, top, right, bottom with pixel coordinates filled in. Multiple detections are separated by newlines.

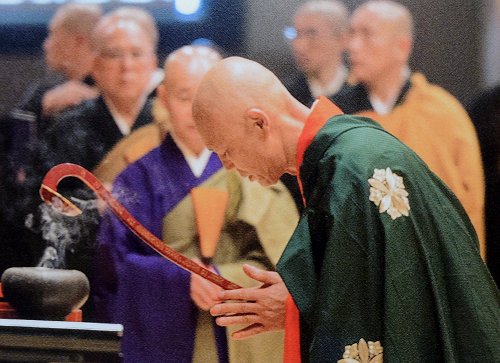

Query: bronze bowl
left=1, top=267, right=89, bottom=321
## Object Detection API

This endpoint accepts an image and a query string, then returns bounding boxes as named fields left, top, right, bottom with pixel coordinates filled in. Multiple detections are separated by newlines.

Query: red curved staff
left=39, top=163, right=241, bottom=290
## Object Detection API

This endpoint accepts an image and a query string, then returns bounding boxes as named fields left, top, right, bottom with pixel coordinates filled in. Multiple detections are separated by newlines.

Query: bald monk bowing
left=192, top=57, right=500, bottom=362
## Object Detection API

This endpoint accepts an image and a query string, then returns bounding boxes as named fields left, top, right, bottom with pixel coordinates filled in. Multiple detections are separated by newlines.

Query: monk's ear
left=245, top=108, right=269, bottom=132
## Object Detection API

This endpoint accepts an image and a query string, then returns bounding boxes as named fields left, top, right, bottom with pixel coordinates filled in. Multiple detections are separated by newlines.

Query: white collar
left=172, top=133, right=212, bottom=178
left=104, top=94, right=147, bottom=136
left=368, top=94, right=397, bottom=116
left=307, top=64, right=347, bottom=98
left=368, top=67, right=411, bottom=115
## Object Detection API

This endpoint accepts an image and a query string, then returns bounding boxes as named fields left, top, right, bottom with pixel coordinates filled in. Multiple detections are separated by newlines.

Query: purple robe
left=92, top=135, right=228, bottom=363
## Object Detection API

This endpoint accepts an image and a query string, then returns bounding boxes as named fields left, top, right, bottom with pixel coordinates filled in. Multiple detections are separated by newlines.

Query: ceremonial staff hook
left=39, top=163, right=241, bottom=290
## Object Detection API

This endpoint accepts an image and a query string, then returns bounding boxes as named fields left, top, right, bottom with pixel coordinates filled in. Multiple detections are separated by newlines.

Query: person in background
left=31, top=5, right=158, bottom=188
left=281, top=0, right=349, bottom=212
left=108, top=5, right=164, bottom=96
left=93, top=45, right=298, bottom=363
left=6, top=3, right=102, bottom=183
left=92, top=97, right=170, bottom=186
left=468, top=84, right=500, bottom=284
left=466, top=0, right=500, bottom=285
left=92, top=41, right=221, bottom=186
left=15, top=7, right=159, bottom=318
left=283, top=0, right=348, bottom=108
left=191, top=56, right=500, bottom=362
left=0, top=3, right=102, bottom=276
left=332, top=0, right=486, bottom=258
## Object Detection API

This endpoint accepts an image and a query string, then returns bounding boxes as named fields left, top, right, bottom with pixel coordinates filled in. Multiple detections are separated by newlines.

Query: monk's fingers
left=230, top=323, right=267, bottom=340
left=210, top=301, right=258, bottom=317
left=193, top=289, right=219, bottom=310
left=214, top=313, right=259, bottom=327
left=242, top=264, right=282, bottom=285
left=191, top=274, right=222, bottom=310
left=218, top=287, right=260, bottom=301
left=193, top=297, right=211, bottom=311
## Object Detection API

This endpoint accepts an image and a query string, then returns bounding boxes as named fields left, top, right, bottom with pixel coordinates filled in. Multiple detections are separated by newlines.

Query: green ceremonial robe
left=278, top=100, right=500, bottom=362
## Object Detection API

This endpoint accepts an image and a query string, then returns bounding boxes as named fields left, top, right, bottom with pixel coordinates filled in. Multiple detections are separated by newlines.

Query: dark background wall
left=0, top=0, right=496, bottom=118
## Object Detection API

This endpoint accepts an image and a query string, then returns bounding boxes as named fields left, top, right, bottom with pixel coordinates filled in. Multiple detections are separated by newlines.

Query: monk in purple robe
left=92, top=46, right=298, bottom=363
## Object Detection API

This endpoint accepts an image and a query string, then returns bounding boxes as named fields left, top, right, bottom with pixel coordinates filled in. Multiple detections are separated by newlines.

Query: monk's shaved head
left=348, top=0, right=414, bottom=86
left=355, top=0, right=414, bottom=39
left=163, top=46, right=222, bottom=99
left=164, top=45, right=221, bottom=80
left=295, top=0, right=349, bottom=37
left=193, top=56, right=289, bottom=132
left=193, top=56, right=309, bottom=186
left=156, top=45, right=222, bottom=156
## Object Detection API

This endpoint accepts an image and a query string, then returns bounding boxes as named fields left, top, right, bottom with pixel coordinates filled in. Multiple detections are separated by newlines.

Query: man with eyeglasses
left=19, top=6, right=159, bottom=318
left=283, top=0, right=348, bottom=108
left=93, top=45, right=298, bottom=363
left=30, top=6, right=158, bottom=182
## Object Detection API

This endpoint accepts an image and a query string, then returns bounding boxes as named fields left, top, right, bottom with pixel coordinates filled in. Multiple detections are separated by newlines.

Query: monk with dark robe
left=92, top=97, right=169, bottom=186
left=93, top=46, right=298, bottom=363
left=6, top=3, right=102, bottom=183
left=283, top=0, right=348, bottom=108
left=14, top=6, right=159, bottom=319
left=191, top=56, right=500, bottom=362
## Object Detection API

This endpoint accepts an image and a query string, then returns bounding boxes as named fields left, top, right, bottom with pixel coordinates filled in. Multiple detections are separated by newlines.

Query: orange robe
left=356, top=73, right=485, bottom=258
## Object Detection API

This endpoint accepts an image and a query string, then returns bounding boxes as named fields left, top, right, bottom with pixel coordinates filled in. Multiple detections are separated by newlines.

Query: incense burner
left=1, top=267, right=89, bottom=321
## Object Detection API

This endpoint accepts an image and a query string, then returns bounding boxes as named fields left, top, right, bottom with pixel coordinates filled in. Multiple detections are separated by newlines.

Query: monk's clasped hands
left=210, top=264, right=289, bottom=339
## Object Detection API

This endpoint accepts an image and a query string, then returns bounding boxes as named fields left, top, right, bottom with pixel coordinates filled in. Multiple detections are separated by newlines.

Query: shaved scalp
left=295, top=0, right=349, bottom=36
left=193, top=56, right=289, bottom=130
left=160, top=45, right=222, bottom=129
left=358, top=0, right=414, bottom=39
left=164, top=45, right=221, bottom=81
